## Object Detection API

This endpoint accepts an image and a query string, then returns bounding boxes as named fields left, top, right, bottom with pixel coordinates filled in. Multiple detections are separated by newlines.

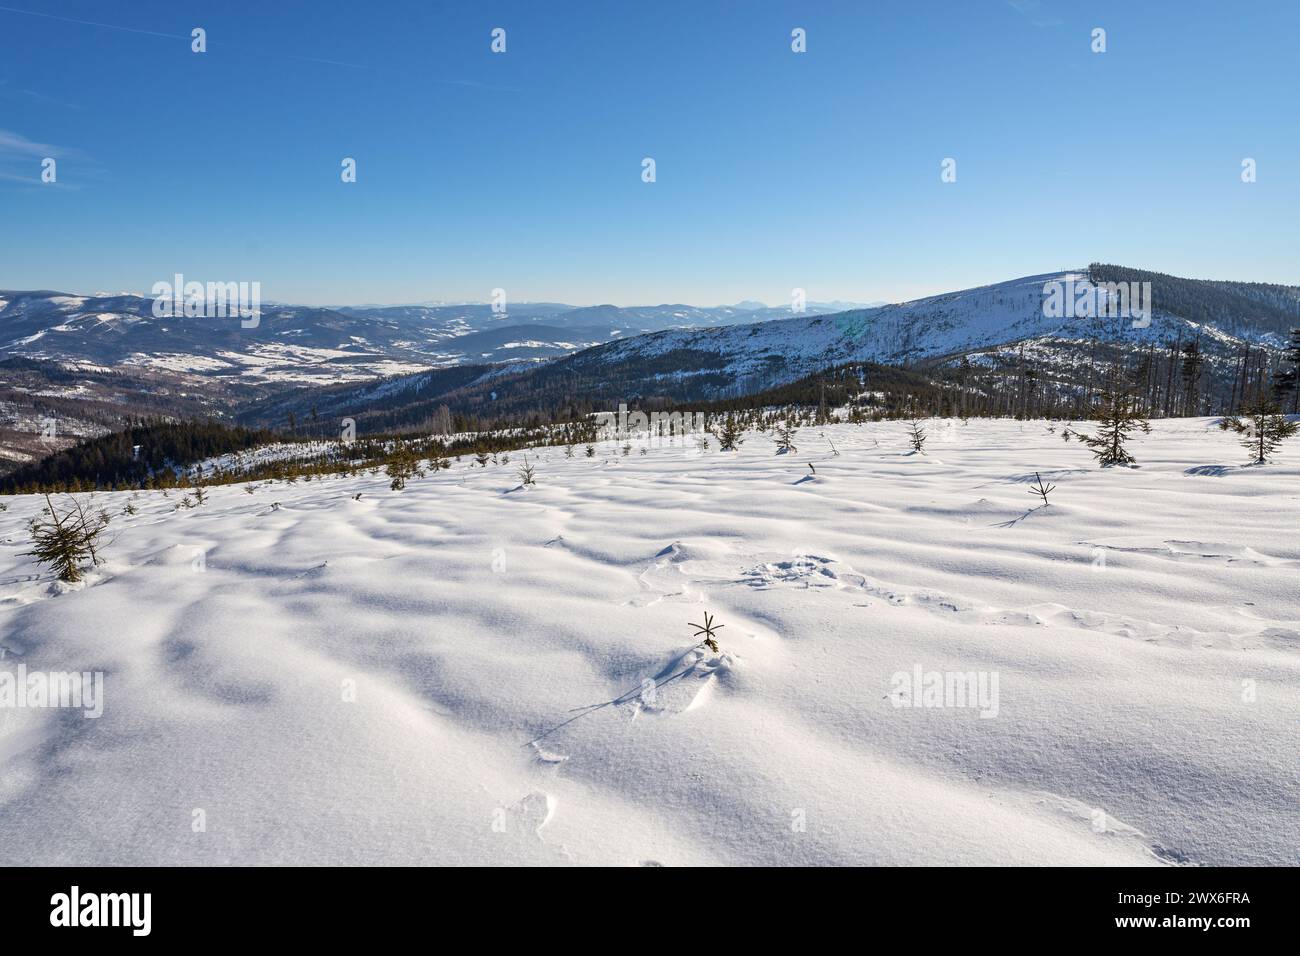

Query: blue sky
left=1, top=0, right=1296, bottom=306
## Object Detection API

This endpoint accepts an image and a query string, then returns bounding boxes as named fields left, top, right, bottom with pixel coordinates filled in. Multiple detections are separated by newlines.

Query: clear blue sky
left=1, top=0, right=1296, bottom=306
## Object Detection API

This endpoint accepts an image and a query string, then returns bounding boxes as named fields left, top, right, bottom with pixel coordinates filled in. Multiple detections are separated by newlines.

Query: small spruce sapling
left=386, top=446, right=425, bottom=491
left=717, top=415, right=744, bottom=451
left=1223, top=398, right=1298, bottom=464
left=23, top=493, right=111, bottom=583
left=517, top=454, right=536, bottom=486
left=688, top=611, right=724, bottom=653
left=1028, top=472, right=1055, bottom=505
left=1078, top=388, right=1149, bottom=467
left=907, top=419, right=927, bottom=453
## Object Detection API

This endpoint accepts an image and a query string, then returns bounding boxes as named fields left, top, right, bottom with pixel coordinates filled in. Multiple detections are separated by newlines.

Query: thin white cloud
left=1004, top=0, right=1061, bottom=28
left=0, top=128, right=88, bottom=189
left=0, top=78, right=83, bottom=110
left=0, top=128, right=65, bottom=157
left=0, top=168, right=77, bottom=189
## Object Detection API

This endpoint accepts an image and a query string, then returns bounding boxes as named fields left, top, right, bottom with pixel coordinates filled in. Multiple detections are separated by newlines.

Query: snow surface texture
left=0, top=418, right=1296, bottom=866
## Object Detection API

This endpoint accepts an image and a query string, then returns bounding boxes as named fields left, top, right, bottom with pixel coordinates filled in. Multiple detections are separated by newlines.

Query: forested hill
left=1090, top=264, right=1299, bottom=338
left=0, top=421, right=276, bottom=493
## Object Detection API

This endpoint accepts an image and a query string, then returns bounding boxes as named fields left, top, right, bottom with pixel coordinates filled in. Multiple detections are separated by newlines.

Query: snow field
left=0, top=417, right=1295, bottom=865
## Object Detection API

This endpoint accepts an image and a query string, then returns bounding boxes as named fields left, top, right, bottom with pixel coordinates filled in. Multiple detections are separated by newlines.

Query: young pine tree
left=23, top=494, right=111, bottom=582
left=1079, top=387, right=1149, bottom=467
left=386, top=446, right=425, bottom=491
left=1223, top=398, right=1298, bottom=465
left=774, top=422, right=798, bottom=454
left=906, top=419, right=927, bottom=453
left=717, top=415, right=745, bottom=451
left=517, top=454, right=536, bottom=486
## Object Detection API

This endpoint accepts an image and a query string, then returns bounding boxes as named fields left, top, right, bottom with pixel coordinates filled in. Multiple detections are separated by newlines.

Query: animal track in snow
left=1081, top=539, right=1294, bottom=568
left=741, top=554, right=847, bottom=590
left=626, top=540, right=735, bottom=607
left=631, top=648, right=733, bottom=718
left=635, top=543, right=1262, bottom=654
left=530, top=742, right=569, bottom=766
left=503, top=790, right=556, bottom=835
left=1029, top=791, right=1193, bottom=866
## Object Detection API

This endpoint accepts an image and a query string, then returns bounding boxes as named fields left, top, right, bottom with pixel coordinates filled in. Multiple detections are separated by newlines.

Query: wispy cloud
left=0, top=128, right=86, bottom=189
left=1004, top=0, right=1061, bottom=28
left=0, top=4, right=184, bottom=40
left=0, top=77, right=83, bottom=111
left=0, top=128, right=68, bottom=157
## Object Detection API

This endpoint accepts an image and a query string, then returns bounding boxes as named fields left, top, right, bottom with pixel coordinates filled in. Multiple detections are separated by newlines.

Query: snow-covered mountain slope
left=336, top=300, right=874, bottom=333
left=7, top=268, right=1294, bottom=448
left=556, top=269, right=1293, bottom=393
left=0, top=292, right=465, bottom=384
left=246, top=267, right=1297, bottom=430
left=0, top=418, right=1295, bottom=865
left=0, top=357, right=231, bottom=470
left=0, top=292, right=868, bottom=388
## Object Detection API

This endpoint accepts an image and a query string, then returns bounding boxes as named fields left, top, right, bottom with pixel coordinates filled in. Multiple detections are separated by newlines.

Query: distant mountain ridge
left=0, top=290, right=873, bottom=385
left=3, top=266, right=1295, bottom=463
left=233, top=266, right=1298, bottom=432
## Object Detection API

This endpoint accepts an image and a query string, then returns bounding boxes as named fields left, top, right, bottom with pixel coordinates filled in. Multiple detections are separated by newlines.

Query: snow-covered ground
left=0, top=418, right=1296, bottom=865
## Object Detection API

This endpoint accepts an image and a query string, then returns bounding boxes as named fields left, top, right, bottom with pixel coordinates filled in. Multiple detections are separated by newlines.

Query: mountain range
left=1, top=266, right=1294, bottom=465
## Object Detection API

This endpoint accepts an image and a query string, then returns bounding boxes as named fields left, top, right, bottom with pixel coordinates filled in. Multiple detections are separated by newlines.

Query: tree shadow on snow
left=990, top=503, right=1050, bottom=528
left=522, top=643, right=706, bottom=748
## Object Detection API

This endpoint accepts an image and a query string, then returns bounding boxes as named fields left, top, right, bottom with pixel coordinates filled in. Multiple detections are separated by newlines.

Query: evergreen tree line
left=1089, top=263, right=1300, bottom=339
left=6, top=334, right=1298, bottom=494
left=907, top=329, right=1300, bottom=421
left=0, top=420, right=277, bottom=494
